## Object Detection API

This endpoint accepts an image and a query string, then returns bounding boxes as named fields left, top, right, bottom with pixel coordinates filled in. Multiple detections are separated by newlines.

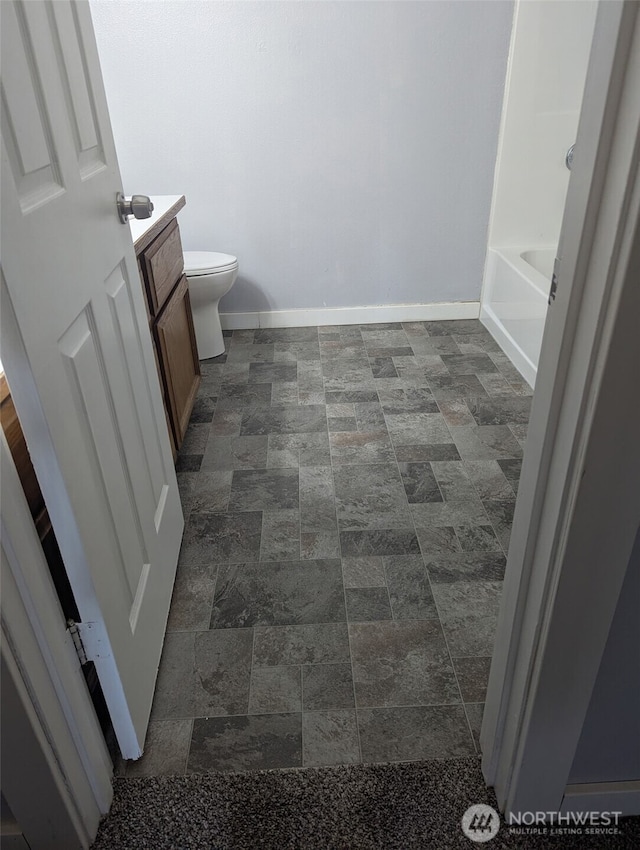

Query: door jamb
left=1, top=431, right=113, bottom=845
left=482, top=0, right=640, bottom=815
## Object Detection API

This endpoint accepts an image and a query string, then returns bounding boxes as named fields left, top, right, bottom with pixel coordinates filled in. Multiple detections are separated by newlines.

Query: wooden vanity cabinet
left=134, top=197, right=200, bottom=455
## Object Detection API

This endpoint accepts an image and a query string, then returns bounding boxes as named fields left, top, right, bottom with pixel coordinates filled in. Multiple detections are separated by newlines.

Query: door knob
left=117, top=192, right=154, bottom=223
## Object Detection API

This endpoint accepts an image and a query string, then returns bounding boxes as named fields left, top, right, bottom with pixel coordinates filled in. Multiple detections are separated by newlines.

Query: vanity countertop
left=128, top=195, right=186, bottom=255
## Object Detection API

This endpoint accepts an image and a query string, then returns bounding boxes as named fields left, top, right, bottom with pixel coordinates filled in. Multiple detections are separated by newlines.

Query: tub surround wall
left=480, top=0, right=597, bottom=385
left=90, top=0, right=513, bottom=320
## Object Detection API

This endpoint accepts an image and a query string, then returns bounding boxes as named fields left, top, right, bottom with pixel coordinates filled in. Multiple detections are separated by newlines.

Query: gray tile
left=300, top=530, right=341, bottom=560
left=466, top=396, right=532, bottom=426
left=228, top=329, right=255, bottom=345
left=397, top=462, right=442, bottom=504
left=431, top=461, right=477, bottom=501
left=329, top=431, right=396, bottom=464
left=248, top=666, right=301, bottom=714
left=345, top=587, right=393, bottom=622
left=216, top=383, right=272, bottom=410
left=358, top=705, right=475, bottom=762
left=248, top=362, right=297, bottom=384
left=167, top=563, right=217, bottom=632
left=465, top=702, right=484, bottom=752
left=416, top=525, right=462, bottom=556
left=441, top=354, right=498, bottom=376
left=452, top=333, right=502, bottom=354
left=394, top=354, right=449, bottom=380
left=210, top=408, right=243, bottom=436
left=151, top=630, right=253, bottom=720
left=334, top=464, right=411, bottom=531
left=189, top=395, right=216, bottom=423
left=432, top=581, right=502, bottom=656
left=176, top=471, right=198, bottom=516
left=385, top=413, right=451, bottom=447
left=463, top=460, right=515, bottom=501
left=449, top=425, right=523, bottom=460
left=378, top=388, right=439, bottom=414
left=340, top=529, right=420, bottom=557
left=483, top=498, right=517, bottom=553
left=455, top=524, right=502, bottom=553
left=176, top=454, right=202, bottom=473
left=426, top=552, right=506, bottom=583
left=299, top=466, right=337, bottom=532
left=126, top=720, right=192, bottom=777
left=325, top=390, right=379, bottom=404
left=477, top=373, right=517, bottom=397
left=428, top=374, right=489, bottom=401
left=383, top=555, right=438, bottom=620
left=370, top=357, right=399, bottom=378
left=229, top=468, right=299, bottom=512
left=509, top=422, right=529, bottom=448
left=270, top=381, right=300, bottom=406
left=496, top=457, right=523, bottom=483
left=201, top=435, right=268, bottom=471
left=409, top=336, right=462, bottom=356
left=410, top=499, right=488, bottom=529
left=394, top=443, right=461, bottom=462
left=253, top=623, right=350, bottom=666
left=361, top=329, right=409, bottom=347
left=190, top=471, right=233, bottom=514
left=367, top=347, right=414, bottom=359
left=302, top=663, right=355, bottom=710
left=424, top=320, right=485, bottom=336
left=211, top=559, right=346, bottom=628
left=322, top=360, right=375, bottom=390
left=342, top=556, right=387, bottom=588
left=453, top=656, right=492, bottom=703
left=225, top=343, right=275, bottom=363
left=179, top=423, right=210, bottom=455
left=350, top=620, right=460, bottom=708
left=180, top=511, right=262, bottom=565
left=354, top=402, right=387, bottom=431
left=302, top=710, right=360, bottom=766
left=267, top=432, right=331, bottom=467
left=188, top=714, right=302, bottom=773
left=255, top=327, right=318, bottom=343
left=241, top=405, right=327, bottom=436
left=260, top=510, right=300, bottom=561
left=274, top=341, right=320, bottom=361
left=437, top=400, right=476, bottom=427
left=328, top=416, right=358, bottom=432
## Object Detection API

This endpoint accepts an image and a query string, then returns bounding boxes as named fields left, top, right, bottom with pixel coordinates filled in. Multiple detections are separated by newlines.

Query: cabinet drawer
left=143, top=218, right=184, bottom=315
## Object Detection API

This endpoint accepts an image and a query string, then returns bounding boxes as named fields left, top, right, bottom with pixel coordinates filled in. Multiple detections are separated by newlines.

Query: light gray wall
left=568, top=527, right=640, bottom=784
left=91, top=0, right=513, bottom=314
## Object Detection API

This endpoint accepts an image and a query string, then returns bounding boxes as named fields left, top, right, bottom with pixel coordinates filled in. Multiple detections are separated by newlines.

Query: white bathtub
left=480, top=246, right=556, bottom=387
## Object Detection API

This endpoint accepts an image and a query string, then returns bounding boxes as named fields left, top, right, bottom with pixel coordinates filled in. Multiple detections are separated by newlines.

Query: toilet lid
left=183, top=251, right=238, bottom=275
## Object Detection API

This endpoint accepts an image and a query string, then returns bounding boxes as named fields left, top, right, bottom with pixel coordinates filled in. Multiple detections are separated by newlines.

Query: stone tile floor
left=123, top=320, right=531, bottom=776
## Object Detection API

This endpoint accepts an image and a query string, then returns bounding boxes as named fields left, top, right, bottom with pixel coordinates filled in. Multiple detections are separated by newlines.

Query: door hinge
left=549, top=256, right=560, bottom=305
left=67, top=619, right=88, bottom=665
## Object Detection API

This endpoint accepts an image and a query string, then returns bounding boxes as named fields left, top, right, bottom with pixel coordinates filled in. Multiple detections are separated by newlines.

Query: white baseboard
left=562, top=782, right=640, bottom=817
left=220, top=301, right=480, bottom=330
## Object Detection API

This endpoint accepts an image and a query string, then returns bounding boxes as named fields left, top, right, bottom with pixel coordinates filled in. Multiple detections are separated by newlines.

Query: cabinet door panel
left=155, top=275, right=200, bottom=447
left=143, top=219, right=184, bottom=315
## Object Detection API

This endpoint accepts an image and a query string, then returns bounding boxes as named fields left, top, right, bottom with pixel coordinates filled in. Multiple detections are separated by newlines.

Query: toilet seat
left=183, top=251, right=238, bottom=276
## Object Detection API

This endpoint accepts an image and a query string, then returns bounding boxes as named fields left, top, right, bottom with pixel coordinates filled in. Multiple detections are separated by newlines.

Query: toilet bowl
left=183, top=251, right=238, bottom=359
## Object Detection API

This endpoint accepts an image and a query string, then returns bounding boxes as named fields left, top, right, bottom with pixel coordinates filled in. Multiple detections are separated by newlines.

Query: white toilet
left=183, top=251, right=238, bottom=359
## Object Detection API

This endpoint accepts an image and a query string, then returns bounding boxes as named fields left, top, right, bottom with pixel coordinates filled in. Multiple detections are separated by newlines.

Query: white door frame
left=1, top=431, right=113, bottom=848
left=482, top=0, right=640, bottom=816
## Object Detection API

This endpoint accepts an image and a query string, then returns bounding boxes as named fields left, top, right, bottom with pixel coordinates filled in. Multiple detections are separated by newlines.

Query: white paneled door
left=0, top=0, right=183, bottom=758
